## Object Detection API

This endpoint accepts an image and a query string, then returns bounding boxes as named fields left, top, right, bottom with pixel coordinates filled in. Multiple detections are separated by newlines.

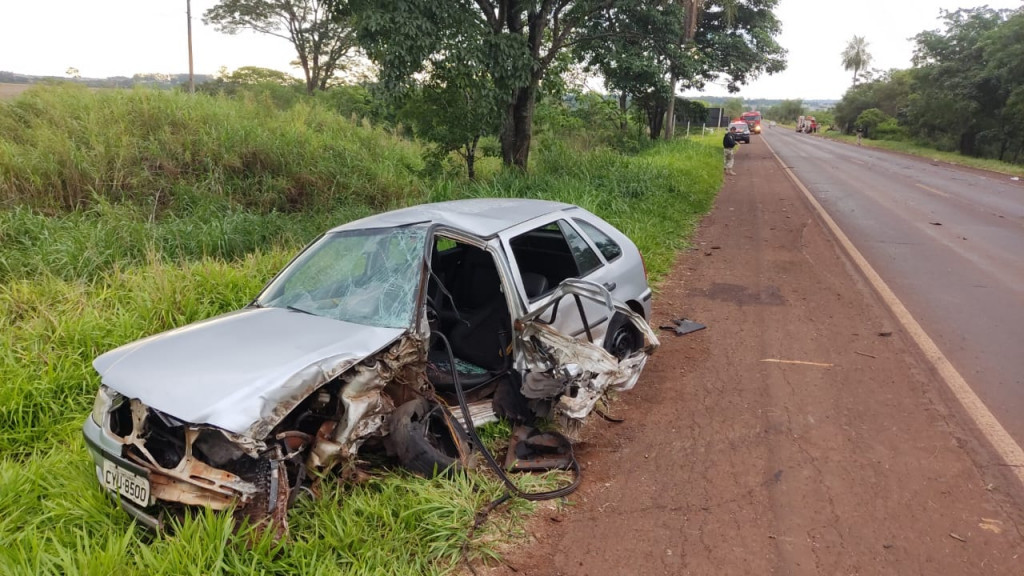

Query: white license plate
left=102, top=460, right=151, bottom=507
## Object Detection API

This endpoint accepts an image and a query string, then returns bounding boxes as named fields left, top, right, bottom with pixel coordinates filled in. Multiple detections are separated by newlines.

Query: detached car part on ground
left=83, top=199, right=659, bottom=530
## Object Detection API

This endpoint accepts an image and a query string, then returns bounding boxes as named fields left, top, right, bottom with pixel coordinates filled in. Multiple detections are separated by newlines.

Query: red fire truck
left=740, top=111, right=762, bottom=134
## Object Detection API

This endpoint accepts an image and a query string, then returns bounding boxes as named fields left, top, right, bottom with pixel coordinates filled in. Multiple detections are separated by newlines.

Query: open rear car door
left=515, top=278, right=660, bottom=425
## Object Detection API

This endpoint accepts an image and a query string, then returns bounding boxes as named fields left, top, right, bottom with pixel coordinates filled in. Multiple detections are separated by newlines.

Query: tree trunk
left=959, top=130, right=977, bottom=157
left=501, top=84, right=537, bottom=170
left=664, top=77, right=677, bottom=140
left=648, top=103, right=666, bottom=140
left=464, top=137, right=479, bottom=180
left=619, top=93, right=629, bottom=131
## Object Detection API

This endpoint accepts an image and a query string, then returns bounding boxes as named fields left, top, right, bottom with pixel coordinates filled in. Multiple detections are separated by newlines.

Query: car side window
left=558, top=221, right=601, bottom=276
left=573, top=218, right=622, bottom=262
left=510, top=220, right=601, bottom=298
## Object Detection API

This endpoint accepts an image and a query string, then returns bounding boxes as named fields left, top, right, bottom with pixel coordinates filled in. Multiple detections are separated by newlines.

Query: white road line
left=763, top=137, right=1024, bottom=490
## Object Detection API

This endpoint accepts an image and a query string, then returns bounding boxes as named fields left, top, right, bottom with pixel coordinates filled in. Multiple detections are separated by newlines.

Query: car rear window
left=573, top=218, right=622, bottom=262
left=510, top=220, right=602, bottom=293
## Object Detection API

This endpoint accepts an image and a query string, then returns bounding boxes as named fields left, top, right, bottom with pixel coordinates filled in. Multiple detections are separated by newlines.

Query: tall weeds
left=0, top=84, right=424, bottom=213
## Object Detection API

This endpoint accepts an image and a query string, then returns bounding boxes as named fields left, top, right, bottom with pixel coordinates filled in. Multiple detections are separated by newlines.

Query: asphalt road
left=761, top=127, right=1024, bottom=446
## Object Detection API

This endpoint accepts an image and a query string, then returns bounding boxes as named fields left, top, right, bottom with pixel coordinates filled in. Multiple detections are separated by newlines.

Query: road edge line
left=762, top=136, right=1024, bottom=490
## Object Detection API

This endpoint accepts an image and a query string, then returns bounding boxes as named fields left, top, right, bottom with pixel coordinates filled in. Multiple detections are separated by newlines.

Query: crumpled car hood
left=94, top=307, right=405, bottom=438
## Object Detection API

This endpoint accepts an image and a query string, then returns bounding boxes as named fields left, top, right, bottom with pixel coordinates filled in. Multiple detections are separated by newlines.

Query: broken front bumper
left=82, top=416, right=163, bottom=529
left=82, top=413, right=263, bottom=530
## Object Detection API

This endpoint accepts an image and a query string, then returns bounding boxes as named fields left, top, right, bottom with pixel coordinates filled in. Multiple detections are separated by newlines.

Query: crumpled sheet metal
left=520, top=321, right=652, bottom=421
left=124, top=415, right=259, bottom=507
left=310, top=336, right=422, bottom=470
left=247, top=354, right=362, bottom=440
left=518, top=278, right=661, bottom=355
left=515, top=278, right=659, bottom=421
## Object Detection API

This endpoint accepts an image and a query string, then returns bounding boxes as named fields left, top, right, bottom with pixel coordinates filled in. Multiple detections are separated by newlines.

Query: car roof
left=330, top=198, right=575, bottom=238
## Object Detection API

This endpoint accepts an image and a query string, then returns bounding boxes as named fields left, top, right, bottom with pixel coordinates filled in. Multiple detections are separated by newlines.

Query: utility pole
left=187, top=0, right=195, bottom=94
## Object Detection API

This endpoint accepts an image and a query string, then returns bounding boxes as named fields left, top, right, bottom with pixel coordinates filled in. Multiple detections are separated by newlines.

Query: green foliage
left=830, top=7, right=1024, bottom=163
left=314, top=84, right=375, bottom=121
left=0, top=85, right=424, bottom=214
left=221, top=66, right=300, bottom=86
left=693, top=0, right=787, bottom=93
left=355, top=0, right=533, bottom=165
left=905, top=7, right=1019, bottom=158
left=723, top=97, right=745, bottom=121
left=195, top=66, right=308, bottom=109
left=764, top=99, right=805, bottom=123
left=675, top=98, right=709, bottom=124
left=854, top=108, right=890, bottom=137
left=873, top=118, right=905, bottom=140
left=574, top=0, right=786, bottom=140
left=533, top=92, right=640, bottom=153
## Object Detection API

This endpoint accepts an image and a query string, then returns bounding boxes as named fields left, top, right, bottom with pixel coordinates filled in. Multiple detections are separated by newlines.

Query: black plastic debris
left=505, top=426, right=574, bottom=471
left=659, top=318, right=707, bottom=336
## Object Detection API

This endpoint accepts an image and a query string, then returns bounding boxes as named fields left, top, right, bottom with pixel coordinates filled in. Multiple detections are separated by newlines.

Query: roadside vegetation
left=0, top=84, right=720, bottom=574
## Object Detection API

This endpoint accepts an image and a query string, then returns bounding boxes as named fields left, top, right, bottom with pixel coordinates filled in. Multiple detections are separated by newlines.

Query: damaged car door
left=514, top=278, right=659, bottom=431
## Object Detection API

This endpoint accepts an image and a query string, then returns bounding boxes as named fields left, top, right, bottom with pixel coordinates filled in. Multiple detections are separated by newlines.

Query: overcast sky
left=2, top=0, right=1022, bottom=101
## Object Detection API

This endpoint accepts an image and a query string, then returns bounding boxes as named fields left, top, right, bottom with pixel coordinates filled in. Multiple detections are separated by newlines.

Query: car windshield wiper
left=286, top=305, right=316, bottom=316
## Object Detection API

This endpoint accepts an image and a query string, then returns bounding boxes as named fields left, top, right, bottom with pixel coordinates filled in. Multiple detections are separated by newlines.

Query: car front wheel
left=386, top=397, right=469, bottom=478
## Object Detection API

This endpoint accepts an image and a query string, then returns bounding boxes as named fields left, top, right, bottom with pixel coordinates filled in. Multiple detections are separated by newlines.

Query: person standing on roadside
left=723, top=126, right=738, bottom=176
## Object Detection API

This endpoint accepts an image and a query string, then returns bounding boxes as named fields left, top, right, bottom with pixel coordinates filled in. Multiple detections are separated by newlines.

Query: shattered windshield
left=258, top=226, right=427, bottom=329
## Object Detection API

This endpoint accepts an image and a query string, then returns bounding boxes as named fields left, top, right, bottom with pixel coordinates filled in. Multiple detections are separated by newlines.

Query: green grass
left=0, top=85, right=722, bottom=574
left=0, top=84, right=425, bottom=213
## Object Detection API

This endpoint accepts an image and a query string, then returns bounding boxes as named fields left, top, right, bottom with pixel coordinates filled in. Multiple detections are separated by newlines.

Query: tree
left=221, top=66, right=300, bottom=85
left=980, top=9, right=1024, bottom=161
left=357, top=0, right=783, bottom=168
left=397, top=54, right=505, bottom=180
left=204, top=0, right=358, bottom=95
left=356, top=0, right=603, bottom=170
left=764, top=99, right=804, bottom=123
left=907, top=7, right=1012, bottom=156
left=573, top=0, right=684, bottom=139
left=853, top=108, right=889, bottom=137
left=833, top=69, right=910, bottom=133
left=575, top=0, right=785, bottom=140
left=841, top=35, right=872, bottom=86
left=723, top=97, right=745, bottom=120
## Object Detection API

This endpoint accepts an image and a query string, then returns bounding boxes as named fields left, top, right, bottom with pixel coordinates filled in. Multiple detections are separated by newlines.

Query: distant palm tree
left=841, top=36, right=872, bottom=86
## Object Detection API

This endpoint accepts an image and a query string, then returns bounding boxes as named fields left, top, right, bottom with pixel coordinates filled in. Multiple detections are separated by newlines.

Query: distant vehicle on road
left=740, top=111, right=762, bottom=134
left=796, top=116, right=818, bottom=133
left=729, top=121, right=751, bottom=144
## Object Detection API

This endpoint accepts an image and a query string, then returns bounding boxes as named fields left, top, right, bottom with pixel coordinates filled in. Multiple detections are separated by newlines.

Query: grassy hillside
left=0, top=85, right=721, bottom=575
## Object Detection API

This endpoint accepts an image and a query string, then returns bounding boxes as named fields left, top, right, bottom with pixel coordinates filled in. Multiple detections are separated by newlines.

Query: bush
left=854, top=108, right=891, bottom=138
left=873, top=118, right=905, bottom=140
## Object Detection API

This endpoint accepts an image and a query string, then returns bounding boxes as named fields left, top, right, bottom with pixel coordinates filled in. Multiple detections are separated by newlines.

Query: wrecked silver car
left=82, top=198, right=659, bottom=528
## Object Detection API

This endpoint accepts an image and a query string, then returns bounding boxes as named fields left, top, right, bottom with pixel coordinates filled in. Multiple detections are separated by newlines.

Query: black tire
left=603, top=312, right=642, bottom=360
left=387, top=397, right=469, bottom=478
